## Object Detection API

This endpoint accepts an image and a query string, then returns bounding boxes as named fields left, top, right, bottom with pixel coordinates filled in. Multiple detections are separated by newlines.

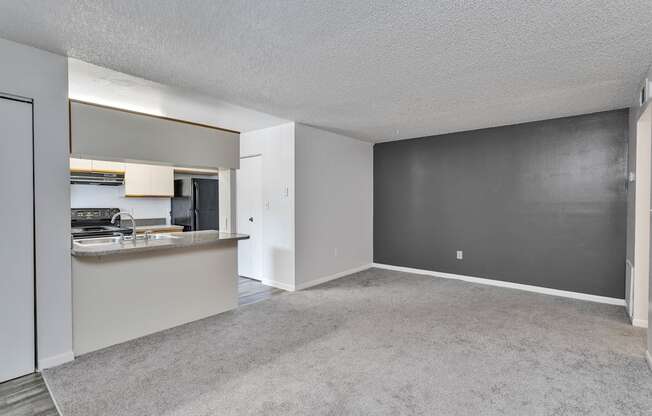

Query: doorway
left=237, top=155, right=263, bottom=280
left=630, top=105, right=651, bottom=328
left=0, top=94, right=35, bottom=382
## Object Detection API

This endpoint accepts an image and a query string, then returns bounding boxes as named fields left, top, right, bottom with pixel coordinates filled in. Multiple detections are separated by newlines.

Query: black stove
left=71, top=208, right=133, bottom=239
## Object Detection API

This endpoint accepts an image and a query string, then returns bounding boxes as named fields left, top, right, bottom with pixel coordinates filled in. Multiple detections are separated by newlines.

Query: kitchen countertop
left=71, top=230, right=249, bottom=257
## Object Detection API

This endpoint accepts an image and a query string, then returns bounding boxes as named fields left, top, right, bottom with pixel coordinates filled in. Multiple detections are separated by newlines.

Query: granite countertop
left=71, top=230, right=249, bottom=257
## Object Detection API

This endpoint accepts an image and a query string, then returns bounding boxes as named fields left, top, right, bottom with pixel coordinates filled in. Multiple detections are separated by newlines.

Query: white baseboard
left=646, top=350, right=652, bottom=372
left=295, top=264, right=373, bottom=291
left=372, top=263, right=626, bottom=306
left=632, top=318, right=649, bottom=328
left=38, top=350, right=74, bottom=370
left=261, top=279, right=296, bottom=292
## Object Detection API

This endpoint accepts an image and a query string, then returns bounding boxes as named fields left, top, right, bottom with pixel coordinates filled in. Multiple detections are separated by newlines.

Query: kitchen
left=70, top=159, right=221, bottom=237
left=1, top=50, right=290, bottom=386
left=67, top=99, right=249, bottom=356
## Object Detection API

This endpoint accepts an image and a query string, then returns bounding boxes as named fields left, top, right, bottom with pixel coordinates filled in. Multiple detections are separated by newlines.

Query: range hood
left=70, top=171, right=124, bottom=186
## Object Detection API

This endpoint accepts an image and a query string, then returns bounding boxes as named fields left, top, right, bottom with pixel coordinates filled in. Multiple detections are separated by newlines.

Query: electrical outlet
left=456, top=250, right=463, bottom=260
left=264, top=201, right=270, bottom=210
left=334, top=247, right=338, bottom=257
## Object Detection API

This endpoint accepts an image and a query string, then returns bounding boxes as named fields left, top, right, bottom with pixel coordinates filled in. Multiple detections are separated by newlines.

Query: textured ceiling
left=68, top=59, right=290, bottom=133
left=0, top=1, right=651, bottom=142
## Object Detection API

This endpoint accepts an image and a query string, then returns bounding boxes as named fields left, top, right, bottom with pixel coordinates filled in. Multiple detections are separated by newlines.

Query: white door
left=0, top=96, right=35, bottom=382
left=237, top=156, right=263, bottom=280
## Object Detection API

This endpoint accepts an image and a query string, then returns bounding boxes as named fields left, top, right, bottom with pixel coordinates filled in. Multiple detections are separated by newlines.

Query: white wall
left=239, top=123, right=373, bottom=290
left=70, top=185, right=171, bottom=222
left=0, top=38, right=72, bottom=368
left=240, top=123, right=295, bottom=289
left=294, top=124, right=373, bottom=288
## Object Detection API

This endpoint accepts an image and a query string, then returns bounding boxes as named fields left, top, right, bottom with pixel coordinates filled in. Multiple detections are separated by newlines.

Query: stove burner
left=71, top=208, right=133, bottom=239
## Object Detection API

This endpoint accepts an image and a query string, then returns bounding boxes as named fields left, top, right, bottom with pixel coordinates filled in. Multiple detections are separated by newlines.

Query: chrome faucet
left=111, top=212, right=136, bottom=241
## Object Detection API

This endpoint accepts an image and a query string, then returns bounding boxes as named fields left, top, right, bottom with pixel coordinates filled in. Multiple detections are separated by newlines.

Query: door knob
left=249, top=217, right=254, bottom=222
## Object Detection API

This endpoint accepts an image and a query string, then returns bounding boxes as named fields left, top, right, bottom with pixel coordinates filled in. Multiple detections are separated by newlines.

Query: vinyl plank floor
left=238, top=276, right=284, bottom=306
left=0, top=373, right=58, bottom=416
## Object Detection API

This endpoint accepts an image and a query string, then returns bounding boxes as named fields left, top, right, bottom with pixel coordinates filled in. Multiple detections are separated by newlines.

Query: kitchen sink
left=74, top=233, right=182, bottom=247
left=140, top=233, right=182, bottom=241
left=73, top=236, right=123, bottom=246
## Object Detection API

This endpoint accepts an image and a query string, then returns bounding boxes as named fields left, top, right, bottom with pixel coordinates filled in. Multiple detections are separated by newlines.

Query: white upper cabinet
left=91, top=160, right=125, bottom=173
left=71, top=158, right=173, bottom=197
left=149, top=165, right=174, bottom=196
left=124, top=163, right=150, bottom=196
left=70, top=158, right=92, bottom=171
left=124, top=163, right=173, bottom=197
left=69, top=158, right=125, bottom=173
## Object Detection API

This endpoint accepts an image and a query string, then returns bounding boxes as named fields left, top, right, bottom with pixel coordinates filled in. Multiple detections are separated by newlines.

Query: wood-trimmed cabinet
left=91, top=160, right=126, bottom=173
left=70, top=158, right=125, bottom=173
left=70, top=158, right=93, bottom=172
left=124, top=163, right=174, bottom=197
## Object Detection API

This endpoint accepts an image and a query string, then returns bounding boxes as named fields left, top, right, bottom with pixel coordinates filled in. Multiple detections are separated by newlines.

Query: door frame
left=631, top=104, right=652, bottom=328
left=237, top=154, right=264, bottom=281
left=0, top=92, right=37, bottom=379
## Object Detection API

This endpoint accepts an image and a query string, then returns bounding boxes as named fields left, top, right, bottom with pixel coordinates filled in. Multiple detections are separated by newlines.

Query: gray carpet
left=44, top=268, right=652, bottom=415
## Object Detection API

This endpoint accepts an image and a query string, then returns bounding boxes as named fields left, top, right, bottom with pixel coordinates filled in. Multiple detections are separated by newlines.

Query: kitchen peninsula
left=71, top=230, right=248, bottom=355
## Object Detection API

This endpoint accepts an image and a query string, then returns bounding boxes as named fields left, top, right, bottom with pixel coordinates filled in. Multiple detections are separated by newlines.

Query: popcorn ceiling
left=0, top=1, right=650, bottom=141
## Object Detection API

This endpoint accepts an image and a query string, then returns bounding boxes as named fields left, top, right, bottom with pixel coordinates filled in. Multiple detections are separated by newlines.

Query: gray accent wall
left=374, top=110, right=628, bottom=299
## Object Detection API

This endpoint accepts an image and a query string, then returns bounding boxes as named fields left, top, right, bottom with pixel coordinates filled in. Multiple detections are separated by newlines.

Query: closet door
left=0, top=96, right=34, bottom=382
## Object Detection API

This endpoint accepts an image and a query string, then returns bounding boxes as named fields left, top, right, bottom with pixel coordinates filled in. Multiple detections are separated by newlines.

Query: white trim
left=625, top=259, right=634, bottom=319
left=632, top=318, right=648, bottom=328
left=261, top=279, right=296, bottom=292
left=295, top=264, right=373, bottom=291
left=41, top=371, right=64, bottom=416
left=646, top=350, right=652, bottom=372
left=240, top=153, right=262, bottom=159
left=372, top=263, right=626, bottom=306
left=38, top=350, right=74, bottom=370
left=0, top=92, right=33, bottom=103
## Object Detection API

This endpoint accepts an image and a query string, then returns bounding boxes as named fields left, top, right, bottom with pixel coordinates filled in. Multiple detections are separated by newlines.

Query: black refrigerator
left=171, top=178, right=219, bottom=231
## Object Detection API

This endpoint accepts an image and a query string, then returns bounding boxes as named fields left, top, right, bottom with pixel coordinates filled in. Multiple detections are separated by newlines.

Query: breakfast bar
left=71, top=230, right=249, bottom=355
